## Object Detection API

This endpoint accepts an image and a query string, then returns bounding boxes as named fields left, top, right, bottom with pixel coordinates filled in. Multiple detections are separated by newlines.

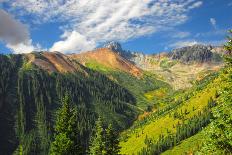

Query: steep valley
left=0, top=42, right=231, bottom=155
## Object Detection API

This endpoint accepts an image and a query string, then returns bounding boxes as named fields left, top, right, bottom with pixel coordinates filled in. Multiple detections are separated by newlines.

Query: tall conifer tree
left=50, top=93, right=79, bottom=155
left=105, top=124, right=121, bottom=155
left=89, top=117, right=106, bottom=155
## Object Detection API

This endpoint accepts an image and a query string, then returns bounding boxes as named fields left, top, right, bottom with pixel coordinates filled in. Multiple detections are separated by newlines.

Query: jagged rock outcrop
left=103, top=41, right=133, bottom=59
left=171, top=45, right=212, bottom=62
left=170, top=44, right=223, bottom=63
left=104, top=41, right=124, bottom=53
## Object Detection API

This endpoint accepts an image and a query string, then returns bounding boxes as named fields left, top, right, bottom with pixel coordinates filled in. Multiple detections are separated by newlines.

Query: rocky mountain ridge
left=14, top=42, right=225, bottom=90
left=170, top=44, right=224, bottom=63
left=103, top=41, right=225, bottom=65
left=102, top=42, right=224, bottom=89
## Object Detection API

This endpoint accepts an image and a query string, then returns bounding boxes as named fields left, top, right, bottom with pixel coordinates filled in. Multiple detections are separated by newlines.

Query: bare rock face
left=103, top=41, right=133, bottom=59
left=171, top=45, right=214, bottom=63
left=104, top=41, right=123, bottom=53
left=170, top=44, right=225, bottom=63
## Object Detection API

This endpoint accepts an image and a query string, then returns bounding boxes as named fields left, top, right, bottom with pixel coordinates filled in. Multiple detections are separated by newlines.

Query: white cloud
left=172, top=31, right=191, bottom=38
left=50, top=31, right=96, bottom=53
left=195, top=29, right=226, bottom=38
left=210, top=18, right=217, bottom=29
left=169, top=39, right=225, bottom=49
left=0, top=9, right=37, bottom=53
left=6, top=40, right=36, bottom=54
left=170, top=40, right=199, bottom=48
left=188, top=1, right=203, bottom=9
left=7, top=0, right=203, bottom=53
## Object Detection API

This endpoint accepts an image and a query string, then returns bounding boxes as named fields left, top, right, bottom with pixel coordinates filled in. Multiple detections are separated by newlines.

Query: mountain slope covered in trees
left=0, top=31, right=231, bottom=155
left=0, top=54, right=138, bottom=154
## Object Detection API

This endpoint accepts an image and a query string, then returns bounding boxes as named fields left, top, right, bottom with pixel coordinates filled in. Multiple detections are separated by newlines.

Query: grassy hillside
left=162, top=126, right=206, bottom=155
left=119, top=71, right=223, bottom=154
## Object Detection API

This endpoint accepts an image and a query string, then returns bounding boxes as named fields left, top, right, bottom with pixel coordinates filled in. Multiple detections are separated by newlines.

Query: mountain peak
left=70, top=48, right=142, bottom=77
left=103, top=41, right=123, bottom=53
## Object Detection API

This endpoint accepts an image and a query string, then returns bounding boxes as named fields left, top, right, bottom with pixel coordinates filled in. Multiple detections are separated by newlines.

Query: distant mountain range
left=103, top=41, right=225, bottom=64
left=20, top=42, right=225, bottom=90
left=99, top=42, right=225, bottom=89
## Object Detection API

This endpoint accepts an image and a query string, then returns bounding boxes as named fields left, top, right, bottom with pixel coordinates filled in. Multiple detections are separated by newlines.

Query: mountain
left=103, top=42, right=224, bottom=65
left=101, top=42, right=224, bottom=89
left=26, top=51, right=82, bottom=73
left=0, top=41, right=230, bottom=155
left=69, top=47, right=142, bottom=77
left=103, top=41, right=124, bottom=53
left=0, top=53, right=138, bottom=154
left=170, top=44, right=224, bottom=63
left=103, top=41, right=133, bottom=59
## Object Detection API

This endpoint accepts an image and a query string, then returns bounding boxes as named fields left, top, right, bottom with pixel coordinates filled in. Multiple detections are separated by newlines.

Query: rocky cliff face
left=103, top=41, right=132, bottom=59
left=104, top=41, right=124, bottom=53
left=170, top=44, right=224, bottom=63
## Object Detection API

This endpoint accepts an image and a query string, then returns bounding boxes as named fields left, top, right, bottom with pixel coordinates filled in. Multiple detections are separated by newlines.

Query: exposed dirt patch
left=26, top=52, right=84, bottom=74
left=70, top=48, right=142, bottom=77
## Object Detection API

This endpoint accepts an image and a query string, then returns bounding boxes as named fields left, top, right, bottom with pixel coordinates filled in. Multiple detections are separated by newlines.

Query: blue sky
left=0, top=0, right=231, bottom=54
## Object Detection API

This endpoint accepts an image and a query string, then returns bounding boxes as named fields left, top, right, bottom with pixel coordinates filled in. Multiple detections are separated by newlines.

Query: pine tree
left=105, top=124, right=121, bottom=155
left=89, top=117, right=107, bottom=155
left=35, top=101, right=50, bottom=154
left=49, top=133, right=74, bottom=155
left=49, top=93, right=79, bottom=155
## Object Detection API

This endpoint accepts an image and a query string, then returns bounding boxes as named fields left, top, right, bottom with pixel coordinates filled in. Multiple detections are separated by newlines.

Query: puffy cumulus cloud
left=6, top=40, right=35, bottom=54
left=50, top=31, right=96, bottom=53
left=0, top=9, right=36, bottom=53
left=8, top=0, right=203, bottom=53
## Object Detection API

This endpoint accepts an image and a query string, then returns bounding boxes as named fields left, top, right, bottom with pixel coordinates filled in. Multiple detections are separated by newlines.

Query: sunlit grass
left=120, top=75, right=222, bottom=154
